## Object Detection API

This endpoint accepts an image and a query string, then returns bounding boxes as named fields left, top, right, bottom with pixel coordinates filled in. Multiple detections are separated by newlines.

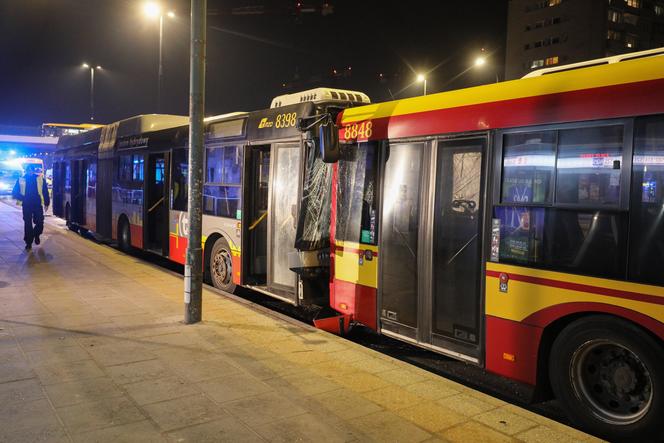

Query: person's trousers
left=22, top=204, right=44, bottom=246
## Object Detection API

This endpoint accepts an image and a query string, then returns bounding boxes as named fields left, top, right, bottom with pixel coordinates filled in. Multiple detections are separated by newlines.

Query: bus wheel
left=118, top=219, right=132, bottom=253
left=549, top=316, right=663, bottom=441
left=210, top=237, right=236, bottom=293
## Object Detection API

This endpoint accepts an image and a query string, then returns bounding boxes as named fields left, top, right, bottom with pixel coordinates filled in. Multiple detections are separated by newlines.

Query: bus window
left=118, top=155, right=132, bottom=182
left=496, top=124, right=629, bottom=279
left=336, top=142, right=379, bottom=245
left=132, top=155, right=144, bottom=182
left=203, top=145, right=242, bottom=218
left=501, top=131, right=555, bottom=204
left=295, top=142, right=333, bottom=250
left=629, top=116, right=664, bottom=285
left=118, top=154, right=144, bottom=183
left=555, top=126, right=623, bottom=206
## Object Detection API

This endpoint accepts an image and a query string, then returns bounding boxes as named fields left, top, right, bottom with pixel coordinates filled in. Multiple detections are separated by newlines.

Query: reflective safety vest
left=16, top=175, right=45, bottom=207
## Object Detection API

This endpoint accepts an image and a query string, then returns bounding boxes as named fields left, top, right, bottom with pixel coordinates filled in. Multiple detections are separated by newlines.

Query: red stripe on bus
left=343, top=78, right=664, bottom=141
left=331, top=243, right=378, bottom=257
left=486, top=269, right=664, bottom=306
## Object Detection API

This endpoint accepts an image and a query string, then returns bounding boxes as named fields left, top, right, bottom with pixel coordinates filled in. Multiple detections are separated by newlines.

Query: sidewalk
left=0, top=200, right=601, bottom=443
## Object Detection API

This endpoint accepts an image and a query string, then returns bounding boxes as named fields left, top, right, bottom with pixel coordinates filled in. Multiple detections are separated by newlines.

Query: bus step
left=313, top=314, right=352, bottom=335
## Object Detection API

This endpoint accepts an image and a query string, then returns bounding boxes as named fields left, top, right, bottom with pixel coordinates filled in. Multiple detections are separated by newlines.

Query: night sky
left=0, top=0, right=508, bottom=126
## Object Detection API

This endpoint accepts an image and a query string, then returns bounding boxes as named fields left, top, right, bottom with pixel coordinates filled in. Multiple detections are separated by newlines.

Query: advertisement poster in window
left=494, top=206, right=544, bottom=263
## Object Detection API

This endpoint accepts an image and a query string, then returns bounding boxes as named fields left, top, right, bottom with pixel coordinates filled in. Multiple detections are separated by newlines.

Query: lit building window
left=545, top=56, right=559, bottom=66
left=626, top=0, right=641, bottom=7
left=548, top=0, right=562, bottom=5
left=655, top=5, right=664, bottom=16
left=625, top=34, right=638, bottom=48
left=531, top=59, right=545, bottom=69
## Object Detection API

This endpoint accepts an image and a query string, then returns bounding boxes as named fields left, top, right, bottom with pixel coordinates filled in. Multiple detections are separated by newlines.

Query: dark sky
left=0, top=0, right=508, bottom=126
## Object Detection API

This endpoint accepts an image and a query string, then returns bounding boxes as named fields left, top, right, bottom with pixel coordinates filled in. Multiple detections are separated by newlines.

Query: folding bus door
left=429, top=137, right=486, bottom=358
left=267, top=142, right=301, bottom=300
left=379, top=142, right=425, bottom=341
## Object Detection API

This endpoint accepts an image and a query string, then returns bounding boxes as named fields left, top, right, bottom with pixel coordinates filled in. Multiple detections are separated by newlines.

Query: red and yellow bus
left=323, top=50, right=664, bottom=440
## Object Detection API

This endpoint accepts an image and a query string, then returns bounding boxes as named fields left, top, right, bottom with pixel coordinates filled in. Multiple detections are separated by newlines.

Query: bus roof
left=339, top=52, right=664, bottom=141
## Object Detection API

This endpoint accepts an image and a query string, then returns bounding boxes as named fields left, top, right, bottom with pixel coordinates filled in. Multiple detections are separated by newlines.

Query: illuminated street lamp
left=82, top=63, right=102, bottom=121
left=143, top=2, right=176, bottom=112
left=416, top=73, right=427, bottom=96
left=474, top=51, right=499, bottom=83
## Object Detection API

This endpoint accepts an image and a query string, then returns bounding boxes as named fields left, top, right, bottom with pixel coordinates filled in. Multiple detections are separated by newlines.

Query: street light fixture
left=416, top=73, right=427, bottom=96
left=82, top=63, right=102, bottom=121
left=473, top=50, right=499, bottom=83
left=143, top=2, right=176, bottom=112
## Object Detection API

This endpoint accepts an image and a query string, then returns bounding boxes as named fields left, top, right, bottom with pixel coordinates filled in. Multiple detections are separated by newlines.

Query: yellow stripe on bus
left=333, top=240, right=378, bottom=288
left=485, top=262, right=664, bottom=324
left=341, top=57, right=664, bottom=125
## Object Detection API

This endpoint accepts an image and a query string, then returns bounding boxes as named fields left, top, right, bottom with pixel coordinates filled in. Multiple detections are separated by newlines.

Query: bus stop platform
left=0, top=201, right=601, bottom=443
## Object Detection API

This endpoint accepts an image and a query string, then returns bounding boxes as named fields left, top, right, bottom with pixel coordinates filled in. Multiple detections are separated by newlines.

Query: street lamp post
left=416, top=73, right=427, bottom=96
left=144, top=3, right=175, bottom=113
left=184, top=0, right=207, bottom=324
left=82, top=64, right=101, bottom=121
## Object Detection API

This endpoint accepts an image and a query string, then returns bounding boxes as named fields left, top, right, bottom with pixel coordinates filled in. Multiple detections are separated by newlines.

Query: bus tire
left=118, top=218, right=132, bottom=253
left=549, top=315, right=664, bottom=442
left=209, top=237, right=236, bottom=293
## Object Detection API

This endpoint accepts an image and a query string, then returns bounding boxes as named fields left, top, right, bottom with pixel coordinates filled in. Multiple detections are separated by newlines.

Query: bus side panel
left=484, top=261, right=664, bottom=385
left=332, top=279, right=377, bottom=331
left=485, top=315, right=542, bottom=385
left=168, top=209, right=187, bottom=264
left=331, top=241, right=379, bottom=330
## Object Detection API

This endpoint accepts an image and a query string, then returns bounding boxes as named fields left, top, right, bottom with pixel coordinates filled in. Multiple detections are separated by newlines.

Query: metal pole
left=90, top=68, right=95, bottom=121
left=423, top=79, right=427, bottom=96
left=158, top=13, right=164, bottom=113
left=184, top=0, right=206, bottom=324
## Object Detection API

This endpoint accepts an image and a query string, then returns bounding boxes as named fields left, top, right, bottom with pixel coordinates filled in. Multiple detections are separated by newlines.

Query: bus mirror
left=319, top=122, right=339, bottom=163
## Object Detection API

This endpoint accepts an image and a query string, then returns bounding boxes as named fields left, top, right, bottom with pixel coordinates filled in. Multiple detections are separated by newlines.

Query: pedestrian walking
left=12, top=164, right=50, bottom=250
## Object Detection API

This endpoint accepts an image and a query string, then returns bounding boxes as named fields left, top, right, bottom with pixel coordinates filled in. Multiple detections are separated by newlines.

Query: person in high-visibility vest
left=12, top=164, right=50, bottom=250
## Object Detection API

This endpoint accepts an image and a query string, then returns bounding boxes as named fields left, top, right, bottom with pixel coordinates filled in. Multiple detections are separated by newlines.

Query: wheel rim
left=212, top=247, right=233, bottom=287
left=571, top=339, right=653, bottom=425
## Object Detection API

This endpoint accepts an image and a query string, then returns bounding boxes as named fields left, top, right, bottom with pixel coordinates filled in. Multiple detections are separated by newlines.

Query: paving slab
left=0, top=200, right=602, bottom=443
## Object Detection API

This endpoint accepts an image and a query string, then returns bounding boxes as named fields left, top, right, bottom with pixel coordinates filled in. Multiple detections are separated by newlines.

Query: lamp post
left=144, top=2, right=175, bottom=112
left=416, top=73, right=427, bottom=96
left=82, top=63, right=102, bottom=121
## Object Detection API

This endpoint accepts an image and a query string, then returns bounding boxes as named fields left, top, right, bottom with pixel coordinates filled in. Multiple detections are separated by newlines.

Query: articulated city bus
left=54, top=88, right=369, bottom=307
left=323, top=51, right=664, bottom=439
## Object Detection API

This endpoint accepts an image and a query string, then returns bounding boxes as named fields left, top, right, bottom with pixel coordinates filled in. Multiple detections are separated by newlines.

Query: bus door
left=52, top=162, right=64, bottom=218
left=429, top=137, right=486, bottom=359
left=267, top=142, right=301, bottom=299
left=379, top=142, right=425, bottom=341
left=145, top=152, right=169, bottom=255
left=71, top=159, right=87, bottom=225
left=379, top=137, right=486, bottom=361
left=244, top=145, right=271, bottom=286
